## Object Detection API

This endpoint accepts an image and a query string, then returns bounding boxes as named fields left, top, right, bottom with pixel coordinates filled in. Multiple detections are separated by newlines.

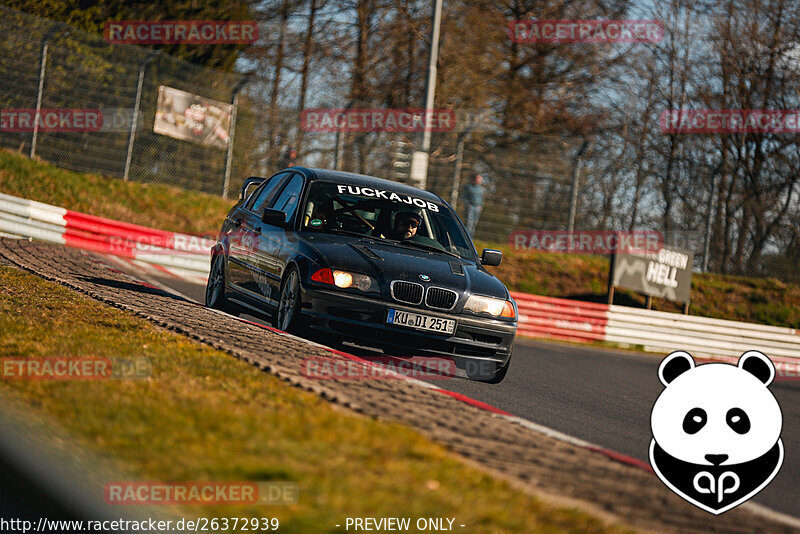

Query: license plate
left=386, top=309, right=455, bottom=334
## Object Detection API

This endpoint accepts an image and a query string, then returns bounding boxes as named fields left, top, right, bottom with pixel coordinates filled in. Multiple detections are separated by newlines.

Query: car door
left=227, top=172, right=291, bottom=295
left=251, top=173, right=306, bottom=305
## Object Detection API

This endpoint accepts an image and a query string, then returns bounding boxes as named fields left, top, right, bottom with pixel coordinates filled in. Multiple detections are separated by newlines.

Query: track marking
left=210, top=309, right=800, bottom=526
left=94, top=253, right=196, bottom=301
left=102, top=256, right=800, bottom=528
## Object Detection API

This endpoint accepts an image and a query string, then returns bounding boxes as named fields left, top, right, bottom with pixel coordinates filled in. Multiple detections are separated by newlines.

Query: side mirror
left=262, top=208, right=287, bottom=227
left=481, top=249, right=502, bottom=266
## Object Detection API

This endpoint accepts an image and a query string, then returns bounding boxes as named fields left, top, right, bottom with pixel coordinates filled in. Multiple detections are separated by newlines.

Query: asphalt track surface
left=142, top=270, right=800, bottom=520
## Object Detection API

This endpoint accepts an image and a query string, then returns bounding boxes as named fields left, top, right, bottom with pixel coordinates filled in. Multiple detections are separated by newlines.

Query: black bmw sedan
left=205, top=167, right=517, bottom=383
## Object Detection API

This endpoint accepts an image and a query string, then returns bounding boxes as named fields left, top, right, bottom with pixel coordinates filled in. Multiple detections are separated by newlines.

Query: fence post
left=30, top=39, right=49, bottom=159
left=567, top=140, right=589, bottom=233
left=124, top=50, right=160, bottom=181
left=333, top=99, right=355, bottom=172
left=223, top=77, right=250, bottom=199
left=701, top=175, right=716, bottom=272
left=334, top=126, right=345, bottom=170
left=449, top=133, right=465, bottom=208
left=409, top=0, right=443, bottom=190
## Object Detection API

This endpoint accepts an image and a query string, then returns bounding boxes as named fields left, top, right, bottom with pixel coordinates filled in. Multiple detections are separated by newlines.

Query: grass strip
left=0, top=266, right=627, bottom=533
left=0, top=149, right=233, bottom=236
left=476, top=240, right=800, bottom=329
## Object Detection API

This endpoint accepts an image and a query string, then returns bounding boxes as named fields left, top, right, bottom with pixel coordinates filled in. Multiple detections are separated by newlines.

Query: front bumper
left=300, top=286, right=516, bottom=364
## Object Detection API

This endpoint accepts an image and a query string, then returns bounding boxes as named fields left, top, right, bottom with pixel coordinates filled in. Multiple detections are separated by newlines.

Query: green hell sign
left=611, top=246, right=694, bottom=304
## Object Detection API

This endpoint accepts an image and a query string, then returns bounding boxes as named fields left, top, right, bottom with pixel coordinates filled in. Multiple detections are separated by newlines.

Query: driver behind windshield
left=301, top=181, right=473, bottom=258
left=388, top=210, right=422, bottom=240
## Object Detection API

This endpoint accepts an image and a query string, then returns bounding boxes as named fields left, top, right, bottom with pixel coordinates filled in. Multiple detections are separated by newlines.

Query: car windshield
left=300, top=180, right=476, bottom=260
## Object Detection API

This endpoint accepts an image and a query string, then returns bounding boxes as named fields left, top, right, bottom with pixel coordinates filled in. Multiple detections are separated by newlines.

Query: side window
left=270, top=174, right=304, bottom=223
left=248, top=172, right=290, bottom=213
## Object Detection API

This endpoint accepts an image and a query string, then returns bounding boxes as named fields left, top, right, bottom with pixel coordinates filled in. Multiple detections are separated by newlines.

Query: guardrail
left=3, top=191, right=798, bottom=360
left=0, top=192, right=212, bottom=278
left=604, top=306, right=800, bottom=361
left=512, top=291, right=800, bottom=361
left=511, top=292, right=608, bottom=344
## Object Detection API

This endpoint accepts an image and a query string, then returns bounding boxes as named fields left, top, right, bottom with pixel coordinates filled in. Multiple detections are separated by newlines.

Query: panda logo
left=649, top=350, right=784, bottom=515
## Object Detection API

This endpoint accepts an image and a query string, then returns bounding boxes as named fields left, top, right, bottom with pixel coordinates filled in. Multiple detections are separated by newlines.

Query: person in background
left=277, top=146, right=297, bottom=169
left=462, top=173, right=485, bottom=238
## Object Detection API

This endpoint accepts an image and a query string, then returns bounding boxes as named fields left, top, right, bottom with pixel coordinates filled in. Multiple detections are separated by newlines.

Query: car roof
left=287, top=167, right=444, bottom=203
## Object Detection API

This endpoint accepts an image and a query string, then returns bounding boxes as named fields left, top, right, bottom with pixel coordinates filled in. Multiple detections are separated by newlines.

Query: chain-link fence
left=0, top=5, right=579, bottom=220
left=1, top=5, right=798, bottom=286
left=0, top=5, right=252, bottom=196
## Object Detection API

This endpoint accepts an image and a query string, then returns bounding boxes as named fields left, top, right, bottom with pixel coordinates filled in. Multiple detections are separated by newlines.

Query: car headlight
left=311, top=268, right=376, bottom=292
left=464, top=294, right=516, bottom=318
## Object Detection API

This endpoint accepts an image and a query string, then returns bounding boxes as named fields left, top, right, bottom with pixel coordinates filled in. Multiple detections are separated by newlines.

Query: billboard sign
left=611, top=246, right=694, bottom=304
left=153, top=86, right=232, bottom=149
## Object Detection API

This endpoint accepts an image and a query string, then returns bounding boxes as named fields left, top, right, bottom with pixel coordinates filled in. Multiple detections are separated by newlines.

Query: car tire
left=467, top=353, right=512, bottom=384
left=275, top=266, right=303, bottom=332
left=205, top=252, right=231, bottom=312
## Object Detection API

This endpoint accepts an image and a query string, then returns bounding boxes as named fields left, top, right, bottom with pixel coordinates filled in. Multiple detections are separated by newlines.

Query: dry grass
left=477, top=240, right=800, bottom=328
left=0, top=149, right=233, bottom=236
left=0, top=266, right=629, bottom=533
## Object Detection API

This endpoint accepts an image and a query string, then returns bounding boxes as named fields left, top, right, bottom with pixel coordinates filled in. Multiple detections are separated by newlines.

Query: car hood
left=302, top=233, right=509, bottom=300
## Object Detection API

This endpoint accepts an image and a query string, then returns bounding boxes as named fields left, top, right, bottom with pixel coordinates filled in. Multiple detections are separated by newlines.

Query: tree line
left=4, top=0, right=799, bottom=281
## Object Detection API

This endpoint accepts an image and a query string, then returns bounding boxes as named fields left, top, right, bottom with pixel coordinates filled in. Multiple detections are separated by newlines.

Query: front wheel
left=205, top=253, right=230, bottom=311
left=275, top=267, right=302, bottom=332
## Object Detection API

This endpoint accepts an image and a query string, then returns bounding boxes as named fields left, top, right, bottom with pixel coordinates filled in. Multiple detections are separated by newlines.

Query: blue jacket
left=463, top=183, right=484, bottom=207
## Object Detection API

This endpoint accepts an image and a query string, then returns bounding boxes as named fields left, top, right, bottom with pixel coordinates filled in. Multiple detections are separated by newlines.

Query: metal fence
left=0, top=5, right=249, bottom=196
left=0, top=5, right=577, bottom=219
left=0, top=5, right=798, bottom=286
